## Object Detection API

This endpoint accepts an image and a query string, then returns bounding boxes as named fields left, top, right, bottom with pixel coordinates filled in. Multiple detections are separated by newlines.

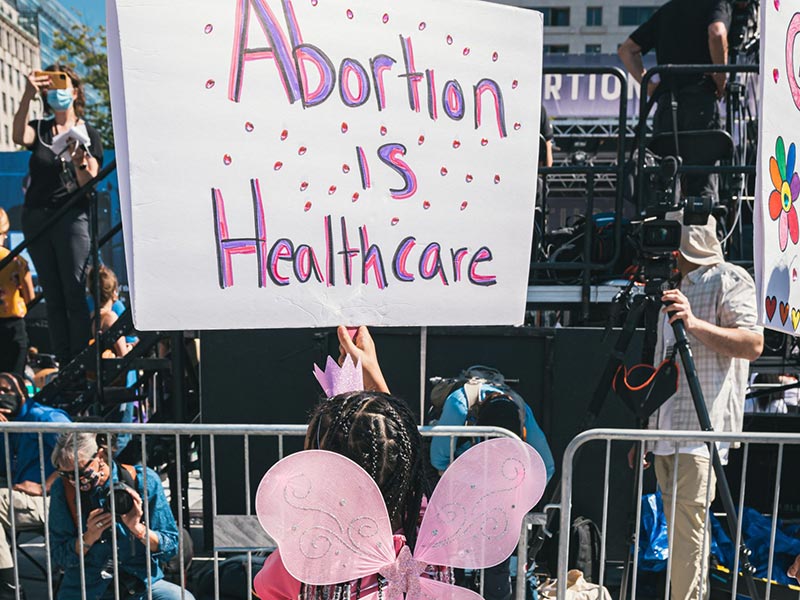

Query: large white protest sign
left=107, top=0, right=542, bottom=330
left=756, top=1, right=800, bottom=333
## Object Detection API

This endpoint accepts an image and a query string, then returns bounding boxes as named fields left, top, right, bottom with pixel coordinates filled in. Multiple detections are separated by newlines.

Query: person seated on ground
left=255, top=326, right=438, bottom=599
left=429, top=373, right=554, bottom=600
left=0, top=207, right=35, bottom=376
left=0, top=371, right=70, bottom=600
left=48, top=431, right=194, bottom=600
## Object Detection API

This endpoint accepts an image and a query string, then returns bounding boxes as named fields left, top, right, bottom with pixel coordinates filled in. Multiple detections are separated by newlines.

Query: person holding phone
left=12, top=65, right=103, bottom=364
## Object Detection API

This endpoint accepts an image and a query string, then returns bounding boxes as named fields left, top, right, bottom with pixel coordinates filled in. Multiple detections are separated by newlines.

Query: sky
left=62, top=0, right=106, bottom=30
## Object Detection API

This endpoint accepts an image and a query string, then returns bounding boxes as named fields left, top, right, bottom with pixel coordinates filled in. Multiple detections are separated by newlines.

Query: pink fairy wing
left=419, top=578, right=486, bottom=600
left=358, top=577, right=484, bottom=600
left=255, top=450, right=396, bottom=585
left=415, top=438, right=546, bottom=570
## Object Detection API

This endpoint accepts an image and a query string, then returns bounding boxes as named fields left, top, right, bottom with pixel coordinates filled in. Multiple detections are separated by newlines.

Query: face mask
left=0, top=392, right=21, bottom=418
left=46, top=89, right=74, bottom=112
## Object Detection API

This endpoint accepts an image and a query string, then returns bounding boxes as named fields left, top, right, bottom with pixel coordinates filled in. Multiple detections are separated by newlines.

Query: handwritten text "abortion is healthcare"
left=212, top=0, right=521, bottom=291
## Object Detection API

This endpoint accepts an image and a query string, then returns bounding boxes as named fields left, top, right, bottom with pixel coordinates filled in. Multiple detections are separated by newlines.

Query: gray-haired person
left=48, top=432, right=194, bottom=599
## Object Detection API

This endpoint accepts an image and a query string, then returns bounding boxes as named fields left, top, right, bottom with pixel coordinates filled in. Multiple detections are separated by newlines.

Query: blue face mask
left=46, top=89, right=74, bottom=112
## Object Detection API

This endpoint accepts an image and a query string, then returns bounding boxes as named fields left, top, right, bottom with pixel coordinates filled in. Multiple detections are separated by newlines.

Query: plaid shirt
left=650, top=262, right=762, bottom=434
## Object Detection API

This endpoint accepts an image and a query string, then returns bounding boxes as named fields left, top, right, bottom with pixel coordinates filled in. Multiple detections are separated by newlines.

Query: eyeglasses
left=58, top=452, right=98, bottom=481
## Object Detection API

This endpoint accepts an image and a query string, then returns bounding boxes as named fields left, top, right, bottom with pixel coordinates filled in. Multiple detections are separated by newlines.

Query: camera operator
left=48, top=432, right=194, bottom=600
left=618, top=0, right=731, bottom=202
left=630, top=214, right=762, bottom=600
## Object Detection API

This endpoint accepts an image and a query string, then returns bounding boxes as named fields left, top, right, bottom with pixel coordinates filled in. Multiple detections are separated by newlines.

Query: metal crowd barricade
left=558, top=428, right=800, bottom=600
left=0, top=422, right=532, bottom=600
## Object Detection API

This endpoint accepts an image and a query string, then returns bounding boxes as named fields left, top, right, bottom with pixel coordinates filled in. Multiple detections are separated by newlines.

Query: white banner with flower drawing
left=756, top=1, right=800, bottom=334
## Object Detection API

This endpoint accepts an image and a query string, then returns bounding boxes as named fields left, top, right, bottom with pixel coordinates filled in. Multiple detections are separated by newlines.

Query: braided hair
left=300, top=391, right=432, bottom=600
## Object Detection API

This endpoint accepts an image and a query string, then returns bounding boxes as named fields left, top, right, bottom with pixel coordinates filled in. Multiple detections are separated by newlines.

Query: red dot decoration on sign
left=352, top=192, right=360, bottom=202
left=460, top=202, right=468, bottom=211
left=328, top=185, right=337, bottom=195
left=341, top=122, right=349, bottom=133
left=418, top=135, right=425, bottom=145
left=304, top=201, right=312, bottom=212
left=440, top=167, right=448, bottom=176
left=465, top=174, right=473, bottom=183
left=346, top=9, right=353, bottom=19
left=342, top=164, right=350, bottom=173
left=419, top=22, right=426, bottom=30
left=494, top=174, right=501, bottom=184
left=775, top=0, right=780, bottom=9
left=204, top=24, right=213, bottom=34
left=382, top=13, right=389, bottom=23
left=273, top=161, right=283, bottom=170
left=492, top=51, right=498, bottom=62
left=205, top=79, right=215, bottom=89
left=300, top=182, right=309, bottom=191
left=280, top=129, right=288, bottom=140
left=462, top=48, right=470, bottom=56
left=223, top=154, right=232, bottom=165
left=480, top=138, right=488, bottom=146
left=452, top=139, right=461, bottom=148
left=298, top=146, right=307, bottom=155
left=380, top=125, right=387, bottom=136
left=446, top=35, right=453, bottom=45
left=391, top=217, right=400, bottom=226
left=774, top=69, right=780, bottom=83
left=311, top=0, right=318, bottom=5
left=245, top=122, right=254, bottom=132
left=423, top=201, right=431, bottom=209
left=512, top=80, right=519, bottom=89
left=513, top=122, right=521, bottom=130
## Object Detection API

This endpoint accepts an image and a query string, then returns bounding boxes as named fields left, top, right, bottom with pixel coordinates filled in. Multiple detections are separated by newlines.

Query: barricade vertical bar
left=73, top=438, right=87, bottom=600
left=245, top=434, right=253, bottom=600
left=108, top=431, right=120, bottom=600
left=37, top=433, right=54, bottom=600
left=278, top=434, right=284, bottom=461
left=699, top=449, right=715, bottom=600
left=419, top=326, right=428, bottom=425
left=664, top=446, right=679, bottom=600
left=175, top=434, right=186, bottom=600
left=141, top=433, right=153, bottom=600
left=631, top=443, right=645, bottom=600
left=765, top=443, right=784, bottom=600
left=3, top=432, right=19, bottom=600
left=599, top=440, right=611, bottom=593
left=730, top=443, right=750, bottom=600
left=211, top=435, right=220, bottom=600
left=557, top=442, right=576, bottom=600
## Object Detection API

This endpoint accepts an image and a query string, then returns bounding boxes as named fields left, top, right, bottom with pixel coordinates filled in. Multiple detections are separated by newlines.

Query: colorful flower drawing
left=769, top=137, right=800, bottom=251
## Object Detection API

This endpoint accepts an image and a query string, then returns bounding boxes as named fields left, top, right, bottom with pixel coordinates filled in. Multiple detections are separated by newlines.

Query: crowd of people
left=0, top=0, right=798, bottom=599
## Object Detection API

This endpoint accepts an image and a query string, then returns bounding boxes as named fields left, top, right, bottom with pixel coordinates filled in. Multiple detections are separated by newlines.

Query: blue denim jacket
left=49, top=462, right=179, bottom=599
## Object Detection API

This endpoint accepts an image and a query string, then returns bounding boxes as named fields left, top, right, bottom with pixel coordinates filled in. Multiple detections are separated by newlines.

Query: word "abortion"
left=229, top=0, right=508, bottom=138
left=212, top=180, right=497, bottom=290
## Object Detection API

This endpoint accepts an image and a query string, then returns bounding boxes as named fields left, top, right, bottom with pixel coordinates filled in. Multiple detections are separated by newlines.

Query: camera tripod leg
left=670, top=319, right=760, bottom=600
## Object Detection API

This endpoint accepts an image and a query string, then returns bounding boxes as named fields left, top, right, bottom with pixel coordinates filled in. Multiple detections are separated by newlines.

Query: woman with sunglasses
left=48, top=432, right=194, bottom=600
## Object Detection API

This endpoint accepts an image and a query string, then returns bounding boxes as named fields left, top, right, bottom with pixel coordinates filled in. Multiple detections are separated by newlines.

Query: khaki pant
left=0, top=489, right=48, bottom=570
left=654, top=454, right=716, bottom=600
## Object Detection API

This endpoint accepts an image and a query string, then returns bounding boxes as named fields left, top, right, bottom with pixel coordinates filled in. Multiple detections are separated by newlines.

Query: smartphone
left=35, top=70, right=68, bottom=89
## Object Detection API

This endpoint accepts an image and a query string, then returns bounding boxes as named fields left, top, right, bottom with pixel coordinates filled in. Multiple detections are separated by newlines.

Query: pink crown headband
left=313, top=354, right=364, bottom=397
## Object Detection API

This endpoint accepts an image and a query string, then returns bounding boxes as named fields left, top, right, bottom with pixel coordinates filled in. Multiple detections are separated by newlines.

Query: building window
left=16, top=69, right=20, bottom=90
left=619, top=6, right=657, bottom=26
left=535, top=7, right=570, bottom=26
left=4, top=125, right=9, bottom=146
left=586, top=7, right=602, bottom=26
left=9, top=96, right=14, bottom=114
left=0, top=59, right=4, bottom=81
left=585, top=44, right=602, bottom=54
left=2, top=93, right=6, bottom=114
left=544, top=44, right=570, bottom=55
